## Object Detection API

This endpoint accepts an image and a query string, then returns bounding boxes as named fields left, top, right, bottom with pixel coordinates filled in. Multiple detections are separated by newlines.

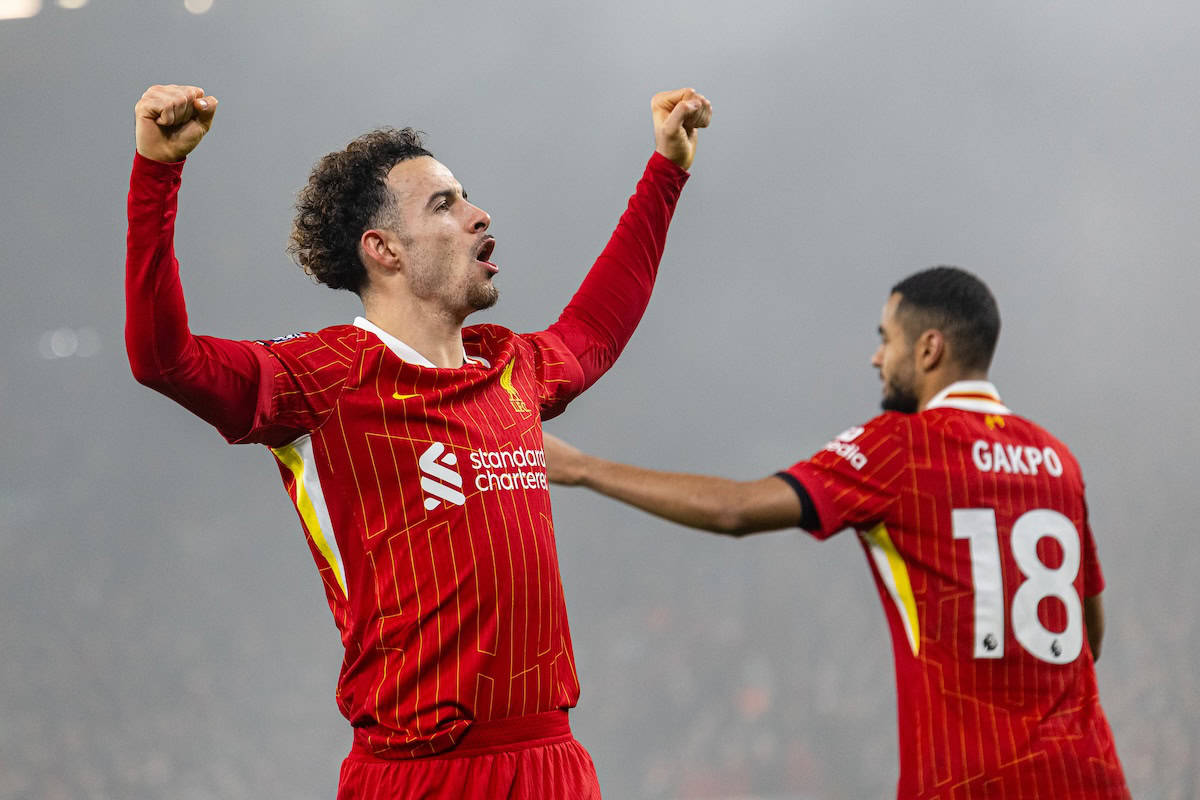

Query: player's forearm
left=546, top=153, right=688, bottom=389
left=569, top=454, right=763, bottom=536
left=125, top=153, right=197, bottom=384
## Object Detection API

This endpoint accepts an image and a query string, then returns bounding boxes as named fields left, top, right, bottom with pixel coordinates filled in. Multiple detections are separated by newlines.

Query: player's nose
left=467, top=203, right=490, bottom=233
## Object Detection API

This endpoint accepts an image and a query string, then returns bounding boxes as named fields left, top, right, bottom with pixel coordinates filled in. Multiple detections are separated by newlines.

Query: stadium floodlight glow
left=0, top=0, right=41, bottom=20
left=39, top=328, right=78, bottom=359
left=56, top=0, right=88, bottom=9
left=184, top=0, right=213, bottom=14
left=37, top=327, right=101, bottom=359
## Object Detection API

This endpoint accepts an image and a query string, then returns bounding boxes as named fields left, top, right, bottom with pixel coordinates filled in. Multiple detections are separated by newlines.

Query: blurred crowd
left=2, top=498, right=1196, bottom=799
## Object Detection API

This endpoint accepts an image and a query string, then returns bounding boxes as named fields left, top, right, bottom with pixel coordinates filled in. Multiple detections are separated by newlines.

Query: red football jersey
left=237, top=321, right=584, bottom=757
left=784, top=381, right=1129, bottom=799
left=125, top=150, right=689, bottom=760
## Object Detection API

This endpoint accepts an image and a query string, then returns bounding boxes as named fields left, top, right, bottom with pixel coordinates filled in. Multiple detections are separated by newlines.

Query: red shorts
left=336, top=711, right=601, bottom=799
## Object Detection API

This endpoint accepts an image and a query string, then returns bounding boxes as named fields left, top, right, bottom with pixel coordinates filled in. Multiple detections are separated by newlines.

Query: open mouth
left=475, top=237, right=498, bottom=275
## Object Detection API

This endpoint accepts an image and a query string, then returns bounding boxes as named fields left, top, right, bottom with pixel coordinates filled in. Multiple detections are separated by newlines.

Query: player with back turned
left=544, top=267, right=1130, bottom=798
left=125, top=83, right=710, bottom=798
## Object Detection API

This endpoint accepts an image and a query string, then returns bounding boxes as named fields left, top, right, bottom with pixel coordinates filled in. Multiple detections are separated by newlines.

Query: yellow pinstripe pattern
left=263, top=323, right=585, bottom=755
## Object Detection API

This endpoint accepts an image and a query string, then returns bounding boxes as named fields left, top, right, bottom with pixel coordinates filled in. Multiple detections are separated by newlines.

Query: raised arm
left=126, top=84, right=269, bottom=441
left=543, top=433, right=804, bottom=536
left=542, top=89, right=711, bottom=391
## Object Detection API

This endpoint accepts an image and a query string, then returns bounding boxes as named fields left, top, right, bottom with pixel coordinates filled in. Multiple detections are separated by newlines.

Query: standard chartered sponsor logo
left=419, top=443, right=550, bottom=508
left=469, top=447, right=549, bottom=492
left=419, top=443, right=466, bottom=510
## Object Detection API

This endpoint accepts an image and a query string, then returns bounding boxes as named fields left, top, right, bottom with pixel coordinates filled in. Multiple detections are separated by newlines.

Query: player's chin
left=468, top=282, right=500, bottom=311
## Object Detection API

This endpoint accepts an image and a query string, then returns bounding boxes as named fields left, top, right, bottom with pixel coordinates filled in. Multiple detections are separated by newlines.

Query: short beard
left=468, top=282, right=499, bottom=311
left=880, top=381, right=919, bottom=414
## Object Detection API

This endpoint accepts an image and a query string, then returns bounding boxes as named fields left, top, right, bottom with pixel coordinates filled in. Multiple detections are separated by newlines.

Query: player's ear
left=916, top=329, right=946, bottom=372
left=360, top=229, right=402, bottom=272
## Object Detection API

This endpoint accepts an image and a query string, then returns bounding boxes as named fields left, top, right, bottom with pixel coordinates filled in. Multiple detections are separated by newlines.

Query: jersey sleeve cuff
left=646, top=150, right=690, bottom=190
left=773, top=471, right=819, bottom=532
left=779, top=463, right=842, bottom=540
left=132, top=151, right=186, bottom=184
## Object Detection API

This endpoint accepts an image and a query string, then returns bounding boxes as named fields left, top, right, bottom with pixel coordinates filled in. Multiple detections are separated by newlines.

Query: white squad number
left=952, top=508, right=1083, bottom=664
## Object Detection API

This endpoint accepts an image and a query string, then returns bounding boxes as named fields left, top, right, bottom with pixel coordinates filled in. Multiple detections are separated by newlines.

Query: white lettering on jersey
left=835, top=426, right=865, bottom=443
left=468, top=447, right=549, bottom=492
left=823, top=426, right=869, bottom=470
left=971, top=440, right=1064, bottom=477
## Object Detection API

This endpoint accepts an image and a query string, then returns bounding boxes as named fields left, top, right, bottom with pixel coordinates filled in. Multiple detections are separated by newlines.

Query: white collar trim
left=353, top=316, right=438, bottom=367
left=353, top=317, right=487, bottom=368
left=923, top=380, right=1011, bottom=414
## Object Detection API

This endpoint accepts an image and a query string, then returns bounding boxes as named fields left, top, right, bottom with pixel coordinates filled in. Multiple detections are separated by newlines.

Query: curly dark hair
left=288, top=128, right=432, bottom=295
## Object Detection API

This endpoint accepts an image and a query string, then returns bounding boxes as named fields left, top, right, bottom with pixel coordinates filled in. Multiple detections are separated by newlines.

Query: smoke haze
left=2, top=2, right=1197, bottom=797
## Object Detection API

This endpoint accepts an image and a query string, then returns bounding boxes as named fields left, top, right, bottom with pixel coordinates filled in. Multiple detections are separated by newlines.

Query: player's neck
left=361, top=295, right=467, bottom=368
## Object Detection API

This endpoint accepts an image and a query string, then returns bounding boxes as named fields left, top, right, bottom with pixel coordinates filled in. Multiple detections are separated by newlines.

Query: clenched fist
left=135, top=84, right=218, bottom=163
left=651, top=88, right=712, bottom=171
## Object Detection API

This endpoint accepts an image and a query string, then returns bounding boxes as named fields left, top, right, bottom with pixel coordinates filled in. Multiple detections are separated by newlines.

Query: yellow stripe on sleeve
left=862, top=523, right=920, bottom=655
left=273, top=437, right=347, bottom=597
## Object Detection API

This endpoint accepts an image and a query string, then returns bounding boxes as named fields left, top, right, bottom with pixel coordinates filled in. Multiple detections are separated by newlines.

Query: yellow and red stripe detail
left=862, top=523, right=920, bottom=655
left=273, top=436, right=348, bottom=597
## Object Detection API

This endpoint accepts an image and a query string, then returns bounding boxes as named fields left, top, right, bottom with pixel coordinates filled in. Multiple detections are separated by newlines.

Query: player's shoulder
left=813, top=411, right=910, bottom=466
left=463, top=322, right=517, bottom=346
left=855, top=410, right=916, bottom=438
left=463, top=323, right=529, bottom=363
left=924, top=406, right=1086, bottom=480
left=820, top=411, right=914, bottom=447
left=253, top=323, right=363, bottom=367
left=1010, top=412, right=1071, bottom=445
left=1002, top=412, right=1083, bottom=471
left=942, top=405, right=1078, bottom=456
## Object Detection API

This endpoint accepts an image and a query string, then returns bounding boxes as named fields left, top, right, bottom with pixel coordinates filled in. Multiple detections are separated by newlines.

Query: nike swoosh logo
left=392, top=392, right=420, bottom=400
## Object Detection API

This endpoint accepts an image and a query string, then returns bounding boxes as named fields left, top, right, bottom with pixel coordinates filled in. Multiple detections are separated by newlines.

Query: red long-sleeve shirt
left=125, top=151, right=687, bottom=755
left=782, top=384, right=1128, bottom=798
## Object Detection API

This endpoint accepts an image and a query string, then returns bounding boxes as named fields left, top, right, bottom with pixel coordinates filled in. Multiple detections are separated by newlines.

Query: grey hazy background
left=2, top=1, right=1197, bottom=797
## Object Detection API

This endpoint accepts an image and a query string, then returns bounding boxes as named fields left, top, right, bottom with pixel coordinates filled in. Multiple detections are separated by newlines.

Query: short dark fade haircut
left=288, top=128, right=432, bottom=295
left=891, top=266, right=1001, bottom=371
